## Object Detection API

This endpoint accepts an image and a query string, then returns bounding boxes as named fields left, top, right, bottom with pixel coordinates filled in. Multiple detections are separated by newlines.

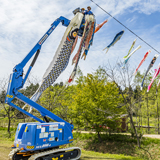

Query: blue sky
left=0, top=0, right=160, bottom=85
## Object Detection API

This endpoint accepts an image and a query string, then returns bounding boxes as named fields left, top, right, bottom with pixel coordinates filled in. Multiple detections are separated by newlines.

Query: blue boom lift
left=5, top=9, right=82, bottom=160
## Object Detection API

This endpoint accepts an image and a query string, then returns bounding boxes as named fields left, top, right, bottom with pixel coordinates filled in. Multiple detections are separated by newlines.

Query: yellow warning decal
left=26, top=146, right=34, bottom=149
left=60, top=154, right=64, bottom=158
left=69, top=139, right=73, bottom=142
left=6, top=95, right=13, bottom=98
left=24, top=127, right=28, bottom=132
left=18, top=126, right=21, bottom=131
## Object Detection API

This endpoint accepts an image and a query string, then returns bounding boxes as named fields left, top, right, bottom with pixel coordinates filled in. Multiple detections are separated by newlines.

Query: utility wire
left=90, top=0, right=160, bottom=54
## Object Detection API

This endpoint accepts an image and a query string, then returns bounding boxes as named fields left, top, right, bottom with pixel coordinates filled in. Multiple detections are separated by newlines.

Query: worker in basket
left=84, top=6, right=93, bottom=15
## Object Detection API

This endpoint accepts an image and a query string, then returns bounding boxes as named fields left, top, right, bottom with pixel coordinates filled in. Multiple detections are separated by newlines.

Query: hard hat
left=81, top=8, right=85, bottom=10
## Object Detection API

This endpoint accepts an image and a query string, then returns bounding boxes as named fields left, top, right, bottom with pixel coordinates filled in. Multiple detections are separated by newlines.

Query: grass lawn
left=0, top=138, right=142, bottom=160
left=80, top=150, right=142, bottom=160
left=0, top=138, right=13, bottom=160
left=0, top=129, right=144, bottom=160
left=68, top=132, right=160, bottom=160
left=1, top=127, right=160, bottom=160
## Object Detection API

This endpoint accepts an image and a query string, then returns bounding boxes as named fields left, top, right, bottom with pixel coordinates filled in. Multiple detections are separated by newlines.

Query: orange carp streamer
left=94, top=19, right=108, bottom=33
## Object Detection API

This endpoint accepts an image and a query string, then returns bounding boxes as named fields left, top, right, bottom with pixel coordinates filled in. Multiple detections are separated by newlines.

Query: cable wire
left=90, top=0, right=160, bottom=54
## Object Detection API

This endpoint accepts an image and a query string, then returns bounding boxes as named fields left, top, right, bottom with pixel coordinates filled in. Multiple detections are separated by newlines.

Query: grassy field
left=69, top=132, right=160, bottom=160
left=0, top=138, right=142, bottom=160
left=0, top=139, right=13, bottom=160
left=0, top=129, right=144, bottom=160
left=80, top=150, right=142, bottom=160
left=1, top=127, right=160, bottom=160
left=0, top=142, right=142, bottom=160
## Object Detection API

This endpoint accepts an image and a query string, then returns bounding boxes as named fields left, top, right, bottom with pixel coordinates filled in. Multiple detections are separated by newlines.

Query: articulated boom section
left=6, top=9, right=83, bottom=160
left=5, top=16, right=71, bottom=123
left=5, top=14, right=80, bottom=160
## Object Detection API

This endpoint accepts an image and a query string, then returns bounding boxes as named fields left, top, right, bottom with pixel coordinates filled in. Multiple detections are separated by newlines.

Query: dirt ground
left=0, top=141, right=12, bottom=160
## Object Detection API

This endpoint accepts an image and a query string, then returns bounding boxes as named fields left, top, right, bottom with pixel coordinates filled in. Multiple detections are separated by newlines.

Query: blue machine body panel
left=14, top=122, right=73, bottom=151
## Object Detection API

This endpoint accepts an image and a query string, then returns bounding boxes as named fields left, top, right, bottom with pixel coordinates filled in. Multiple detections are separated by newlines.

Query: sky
left=0, top=0, right=160, bottom=85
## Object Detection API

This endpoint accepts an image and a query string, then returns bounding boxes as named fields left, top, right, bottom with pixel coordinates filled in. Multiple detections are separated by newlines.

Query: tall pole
left=157, top=93, right=160, bottom=134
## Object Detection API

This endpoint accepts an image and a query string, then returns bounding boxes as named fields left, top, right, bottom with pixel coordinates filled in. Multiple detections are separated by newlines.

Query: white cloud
left=134, top=1, right=160, bottom=15
left=0, top=0, right=160, bottom=85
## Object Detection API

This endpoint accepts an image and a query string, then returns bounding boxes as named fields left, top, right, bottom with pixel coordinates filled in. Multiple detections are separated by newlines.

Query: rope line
left=90, top=0, right=160, bottom=54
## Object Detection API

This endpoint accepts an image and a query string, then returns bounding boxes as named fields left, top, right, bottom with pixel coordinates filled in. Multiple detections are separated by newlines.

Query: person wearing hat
left=81, top=8, right=86, bottom=13
left=78, top=8, right=86, bottom=36
left=78, top=6, right=94, bottom=36
left=84, top=6, right=93, bottom=15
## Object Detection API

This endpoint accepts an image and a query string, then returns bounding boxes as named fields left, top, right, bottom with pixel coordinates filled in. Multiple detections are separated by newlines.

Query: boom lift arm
left=6, top=9, right=86, bottom=160
left=5, top=16, right=71, bottom=127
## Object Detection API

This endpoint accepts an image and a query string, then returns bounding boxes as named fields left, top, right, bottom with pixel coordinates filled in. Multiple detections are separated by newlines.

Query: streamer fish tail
left=121, top=45, right=141, bottom=68
left=123, top=39, right=136, bottom=59
left=141, top=54, right=159, bottom=90
left=133, top=50, right=151, bottom=76
left=103, top=30, right=124, bottom=54
left=94, top=19, right=108, bottom=33
left=147, top=64, right=160, bottom=92
left=70, top=15, right=95, bottom=83
left=71, top=36, right=78, bottom=54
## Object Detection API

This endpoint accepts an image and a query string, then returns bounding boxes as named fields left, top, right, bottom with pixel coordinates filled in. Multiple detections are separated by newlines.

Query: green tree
left=40, top=82, right=76, bottom=123
left=0, top=80, right=39, bottom=136
left=71, top=69, right=125, bottom=141
left=103, top=62, right=144, bottom=147
left=0, top=78, right=17, bottom=137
